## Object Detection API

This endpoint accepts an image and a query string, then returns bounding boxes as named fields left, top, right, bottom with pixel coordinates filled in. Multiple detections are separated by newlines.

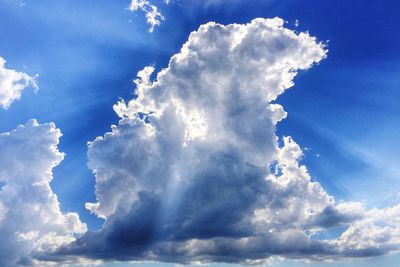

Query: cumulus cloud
left=50, top=18, right=399, bottom=264
left=331, top=204, right=400, bottom=257
left=0, top=120, right=86, bottom=266
left=129, top=0, right=166, bottom=32
left=0, top=56, right=38, bottom=109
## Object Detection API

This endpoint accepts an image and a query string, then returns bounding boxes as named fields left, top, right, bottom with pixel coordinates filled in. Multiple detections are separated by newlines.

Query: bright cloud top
left=129, top=0, right=165, bottom=32
left=0, top=120, right=86, bottom=266
left=40, top=17, right=399, bottom=264
left=0, top=56, right=38, bottom=109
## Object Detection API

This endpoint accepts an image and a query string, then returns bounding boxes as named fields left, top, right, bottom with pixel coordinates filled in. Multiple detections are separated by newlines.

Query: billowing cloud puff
left=0, top=120, right=87, bottom=266
left=51, top=18, right=399, bottom=264
left=331, top=204, right=400, bottom=257
left=129, top=0, right=166, bottom=32
left=0, top=56, right=38, bottom=109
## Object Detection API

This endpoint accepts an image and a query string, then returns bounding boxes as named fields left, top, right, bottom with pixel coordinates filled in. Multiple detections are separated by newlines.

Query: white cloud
left=88, top=17, right=328, bottom=224
left=50, top=17, right=399, bottom=265
left=332, top=204, right=400, bottom=256
left=0, top=56, right=38, bottom=109
left=62, top=17, right=333, bottom=262
left=129, top=0, right=165, bottom=32
left=0, top=120, right=86, bottom=266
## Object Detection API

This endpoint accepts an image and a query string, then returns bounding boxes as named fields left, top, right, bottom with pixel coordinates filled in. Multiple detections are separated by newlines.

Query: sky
left=0, top=0, right=399, bottom=266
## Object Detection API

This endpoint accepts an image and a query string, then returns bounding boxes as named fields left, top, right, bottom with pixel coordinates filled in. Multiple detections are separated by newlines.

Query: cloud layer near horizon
left=48, top=18, right=399, bottom=264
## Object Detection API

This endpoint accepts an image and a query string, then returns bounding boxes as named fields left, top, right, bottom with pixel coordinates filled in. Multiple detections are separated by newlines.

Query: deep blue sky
left=0, top=0, right=399, bottom=266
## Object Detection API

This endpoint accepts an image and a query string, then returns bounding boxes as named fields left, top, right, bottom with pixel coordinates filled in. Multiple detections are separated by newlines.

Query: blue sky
left=0, top=0, right=399, bottom=266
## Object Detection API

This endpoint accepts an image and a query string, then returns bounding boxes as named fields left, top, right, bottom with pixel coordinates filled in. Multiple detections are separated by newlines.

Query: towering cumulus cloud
left=55, top=18, right=399, bottom=264
left=0, top=120, right=86, bottom=266
left=0, top=56, right=38, bottom=109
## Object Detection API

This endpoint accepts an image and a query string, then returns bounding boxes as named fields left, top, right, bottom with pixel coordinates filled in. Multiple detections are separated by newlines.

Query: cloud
left=0, top=120, right=87, bottom=266
left=129, top=0, right=166, bottom=32
left=331, top=204, right=400, bottom=257
left=0, top=56, right=38, bottom=109
left=48, top=17, right=399, bottom=265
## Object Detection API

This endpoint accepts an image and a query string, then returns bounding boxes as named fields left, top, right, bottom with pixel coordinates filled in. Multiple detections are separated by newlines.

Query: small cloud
left=129, top=0, right=165, bottom=32
left=0, top=56, right=38, bottom=109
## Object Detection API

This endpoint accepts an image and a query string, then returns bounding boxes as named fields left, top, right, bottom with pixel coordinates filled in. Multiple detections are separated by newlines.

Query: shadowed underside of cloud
left=41, top=18, right=399, bottom=264
left=0, top=56, right=38, bottom=109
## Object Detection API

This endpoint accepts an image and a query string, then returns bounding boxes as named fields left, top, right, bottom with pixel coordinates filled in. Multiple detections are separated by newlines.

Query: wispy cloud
left=129, top=0, right=166, bottom=32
